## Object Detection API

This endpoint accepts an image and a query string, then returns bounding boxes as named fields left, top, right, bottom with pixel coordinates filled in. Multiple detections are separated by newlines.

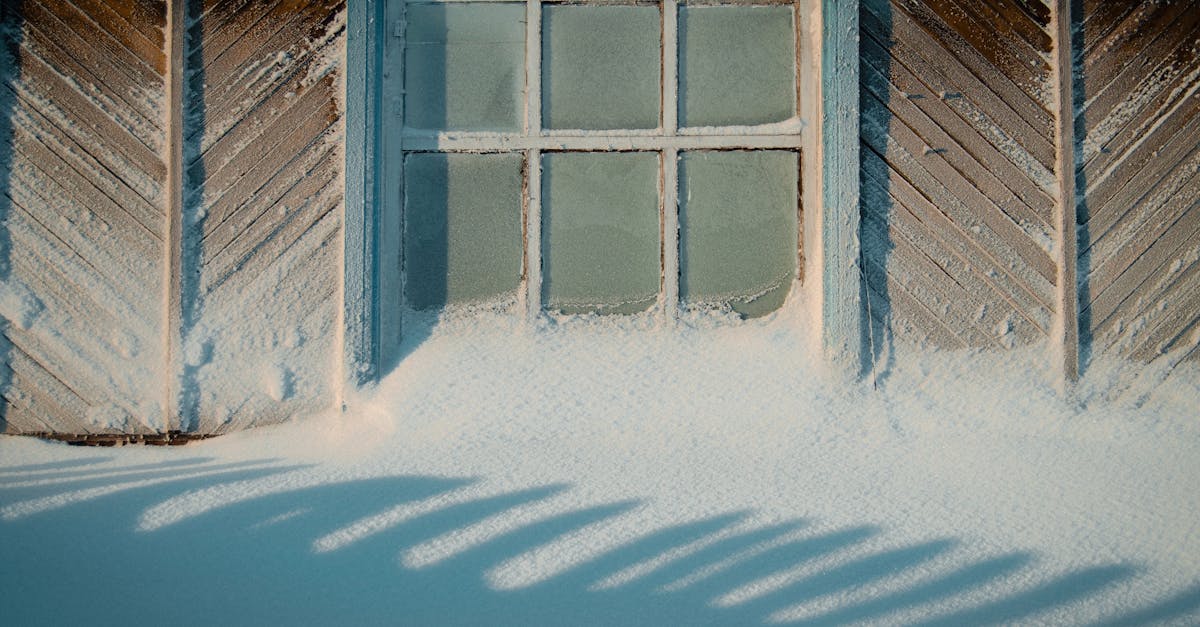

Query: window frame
left=345, top=0, right=862, bottom=380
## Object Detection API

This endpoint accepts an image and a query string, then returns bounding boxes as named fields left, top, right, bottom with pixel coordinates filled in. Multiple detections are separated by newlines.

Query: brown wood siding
left=0, top=0, right=168, bottom=434
left=1076, top=0, right=1200, bottom=369
left=859, top=0, right=1058, bottom=350
left=182, top=0, right=344, bottom=433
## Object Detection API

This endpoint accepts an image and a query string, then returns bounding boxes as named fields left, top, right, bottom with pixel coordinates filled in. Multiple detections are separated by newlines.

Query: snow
left=2, top=299, right=1199, bottom=625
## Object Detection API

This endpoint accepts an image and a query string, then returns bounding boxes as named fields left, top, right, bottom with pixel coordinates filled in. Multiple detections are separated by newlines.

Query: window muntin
left=397, top=0, right=803, bottom=317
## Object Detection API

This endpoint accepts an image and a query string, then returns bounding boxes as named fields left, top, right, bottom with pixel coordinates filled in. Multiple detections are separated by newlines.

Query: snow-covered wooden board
left=858, top=0, right=1058, bottom=350
left=1076, top=0, right=1200, bottom=372
left=180, top=0, right=345, bottom=434
left=0, top=0, right=167, bottom=434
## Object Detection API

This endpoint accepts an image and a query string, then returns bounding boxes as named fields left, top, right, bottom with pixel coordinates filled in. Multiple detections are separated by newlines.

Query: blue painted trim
left=820, top=0, right=862, bottom=370
left=343, top=0, right=384, bottom=385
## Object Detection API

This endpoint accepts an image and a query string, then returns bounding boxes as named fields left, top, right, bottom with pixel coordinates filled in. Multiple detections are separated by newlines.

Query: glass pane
left=543, top=5, right=661, bottom=130
left=404, top=4, right=525, bottom=132
left=679, top=150, right=798, bottom=317
left=542, top=152, right=660, bottom=314
left=404, top=152, right=524, bottom=309
left=679, top=6, right=796, bottom=127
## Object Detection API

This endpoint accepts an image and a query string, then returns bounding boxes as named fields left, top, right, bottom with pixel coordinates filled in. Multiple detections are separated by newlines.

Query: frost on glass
left=543, top=5, right=661, bottom=130
left=679, top=6, right=796, bottom=127
left=404, top=4, right=525, bottom=131
left=542, top=153, right=660, bottom=314
left=679, top=150, right=798, bottom=317
left=404, top=153, right=524, bottom=309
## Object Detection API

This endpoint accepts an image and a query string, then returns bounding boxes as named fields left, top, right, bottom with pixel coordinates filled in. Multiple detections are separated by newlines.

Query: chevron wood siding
left=182, top=0, right=345, bottom=433
left=0, top=0, right=168, bottom=434
left=859, top=0, right=1059, bottom=350
left=1076, top=1, right=1200, bottom=370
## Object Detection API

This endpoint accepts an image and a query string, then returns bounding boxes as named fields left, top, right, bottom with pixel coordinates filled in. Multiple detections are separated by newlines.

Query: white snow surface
left=2, top=302, right=1199, bottom=626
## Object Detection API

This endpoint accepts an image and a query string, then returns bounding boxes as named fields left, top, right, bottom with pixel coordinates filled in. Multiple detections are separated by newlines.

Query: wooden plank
left=861, top=250, right=970, bottom=349
left=1080, top=1, right=1195, bottom=98
left=5, top=153, right=161, bottom=314
left=195, top=74, right=337, bottom=198
left=7, top=124, right=161, bottom=258
left=5, top=230, right=145, bottom=361
left=861, top=0, right=1056, bottom=172
left=200, top=100, right=338, bottom=235
left=1078, top=7, right=1200, bottom=140
left=980, top=0, right=1051, bottom=52
left=862, top=169, right=1042, bottom=341
left=862, top=191, right=1031, bottom=347
left=165, top=0, right=185, bottom=432
left=203, top=149, right=341, bottom=283
left=185, top=0, right=288, bottom=75
left=191, top=17, right=342, bottom=156
left=861, top=145, right=1053, bottom=332
left=860, top=40, right=1053, bottom=228
left=35, top=0, right=159, bottom=87
left=203, top=179, right=341, bottom=299
left=1083, top=66, right=1200, bottom=207
left=96, top=0, right=166, bottom=49
left=187, top=0, right=341, bottom=141
left=201, top=127, right=338, bottom=238
left=1089, top=187, right=1200, bottom=335
left=65, top=0, right=165, bottom=73
left=189, top=52, right=334, bottom=174
left=937, top=0, right=1053, bottom=103
left=1012, top=0, right=1051, bottom=30
left=861, top=89, right=1058, bottom=289
left=1079, top=0, right=1136, bottom=55
left=203, top=142, right=340, bottom=261
left=6, top=56, right=165, bottom=200
left=4, top=349, right=92, bottom=432
left=1086, top=97, right=1200, bottom=235
left=1123, top=252, right=1200, bottom=361
left=5, top=194, right=155, bottom=333
left=1086, top=142, right=1200, bottom=283
left=7, top=101, right=162, bottom=238
left=878, top=0, right=1054, bottom=137
left=19, top=15, right=162, bottom=142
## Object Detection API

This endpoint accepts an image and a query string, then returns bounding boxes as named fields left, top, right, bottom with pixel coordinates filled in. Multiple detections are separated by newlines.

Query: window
left=391, top=0, right=803, bottom=318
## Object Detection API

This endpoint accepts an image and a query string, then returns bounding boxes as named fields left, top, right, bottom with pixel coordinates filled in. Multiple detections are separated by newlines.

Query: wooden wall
left=859, top=0, right=1058, bottom=351
left=0, top=0, right=345, bottom=436
left=1075, top=1, right=1200, bottom=370
left=0, top=1, right=1194, bottom=435
left=181, top=0, right=345, bottom=433
left=0, top=0, right=168, bottom=434
left=861, top=0, right=1200, bottom=380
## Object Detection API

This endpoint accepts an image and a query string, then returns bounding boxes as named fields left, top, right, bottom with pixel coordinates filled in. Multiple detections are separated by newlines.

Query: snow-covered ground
left=2, top=304, right=1199, bottom=626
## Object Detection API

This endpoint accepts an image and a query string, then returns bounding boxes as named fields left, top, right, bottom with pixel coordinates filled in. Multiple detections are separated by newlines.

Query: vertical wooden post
left=819, top=0, right=862, bottom=369
left=164, top=0, right=185, bottom=430
left=344, top=0, right=385, bottom=388
left=1053, top=0, right=1080, bottom=384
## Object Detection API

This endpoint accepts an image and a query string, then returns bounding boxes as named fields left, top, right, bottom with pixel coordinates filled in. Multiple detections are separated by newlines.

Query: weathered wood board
left=1076, top=0, right=1200, bottom=371
left=0, top=0, right=168, bottom=434
left=181, top=0, right=345, bottom=433
left=859, top=0, right=1058, bottom=350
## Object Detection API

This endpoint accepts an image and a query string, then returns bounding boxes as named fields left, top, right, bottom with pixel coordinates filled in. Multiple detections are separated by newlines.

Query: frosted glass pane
left=542, top=153, right=660, bottom=314
left=543, top=6, right=661, bottom=130
left=679, top=6, right=796, bottom=127
left=679, top=150, right=798, bottom=317
left=404, top=4, right=525, bottom=131
left=404, top=153, right=524, bottom=309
